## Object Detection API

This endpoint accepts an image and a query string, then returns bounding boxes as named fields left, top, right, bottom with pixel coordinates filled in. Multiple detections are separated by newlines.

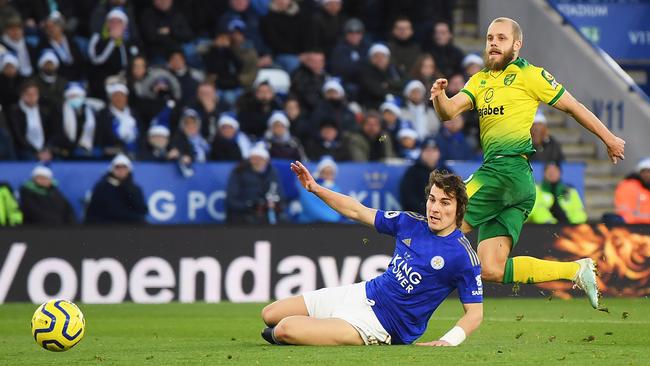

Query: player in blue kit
left=260, top=162, right=483, bottom=346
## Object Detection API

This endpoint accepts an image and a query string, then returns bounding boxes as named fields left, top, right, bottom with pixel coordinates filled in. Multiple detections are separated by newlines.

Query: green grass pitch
left=1, top=298, right=649, bottom=365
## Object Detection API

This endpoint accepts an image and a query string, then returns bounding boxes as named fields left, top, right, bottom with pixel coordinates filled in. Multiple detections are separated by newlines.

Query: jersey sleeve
left=374, top=210, right=402, bottom=236
left=525, top=66, right=566, bottom=106
left=460, top=74, right=479, bottom=109
left=456, top=265, right=483, bottom=304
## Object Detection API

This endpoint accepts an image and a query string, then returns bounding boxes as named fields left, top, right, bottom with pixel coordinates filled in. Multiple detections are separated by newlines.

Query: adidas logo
left=402, top=238, right=411, bottom=246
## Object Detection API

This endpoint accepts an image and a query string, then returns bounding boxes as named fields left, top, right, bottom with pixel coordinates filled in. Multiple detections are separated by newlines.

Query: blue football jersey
left=365, top=210, right=483, bottom=345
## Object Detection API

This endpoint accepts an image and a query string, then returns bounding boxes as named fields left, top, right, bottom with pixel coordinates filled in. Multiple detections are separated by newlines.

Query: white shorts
left=302, top=281, right=391, bottom=345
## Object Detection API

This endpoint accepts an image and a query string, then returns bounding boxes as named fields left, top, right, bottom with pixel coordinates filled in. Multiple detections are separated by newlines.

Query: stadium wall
left=0, top=224, right=647, bottom=304
left=479, top=0, right=650, bottom=174
left=0, top=161, right=585, bottom=224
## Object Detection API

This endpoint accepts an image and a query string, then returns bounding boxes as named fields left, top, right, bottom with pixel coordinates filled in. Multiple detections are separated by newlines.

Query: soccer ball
left=31, top=299, right=86, bottom=352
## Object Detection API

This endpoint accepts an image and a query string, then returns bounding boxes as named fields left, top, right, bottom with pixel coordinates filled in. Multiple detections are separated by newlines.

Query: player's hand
left=290, top=161, right=319, bottom=193
left=605, top=135, right=625, bottom=165
left=430, top=78, right=448, bottom=101
left=416, top=340, right=453, bottom=347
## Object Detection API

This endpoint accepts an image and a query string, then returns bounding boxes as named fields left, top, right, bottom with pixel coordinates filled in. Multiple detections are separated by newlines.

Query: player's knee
left=481, top=263, right=504, bottom=283
left=261, top=303, right=277, bottom=326
left=272, top=319, right=294, bottom=343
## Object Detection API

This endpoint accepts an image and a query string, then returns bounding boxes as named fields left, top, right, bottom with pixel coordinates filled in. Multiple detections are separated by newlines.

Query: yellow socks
left=503, top=256, right=580, bottom=284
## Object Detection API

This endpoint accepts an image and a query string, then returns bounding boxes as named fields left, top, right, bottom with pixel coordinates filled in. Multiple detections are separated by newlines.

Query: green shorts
left=464, top=155, right=536, bottom=247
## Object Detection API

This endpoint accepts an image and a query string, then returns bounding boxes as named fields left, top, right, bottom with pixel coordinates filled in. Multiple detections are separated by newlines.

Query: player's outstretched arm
left=430, top=79, right=473, bottom=121
left=553, top=91, right=625, bottom=164
left=416, top=303, right=483, bottom=347
left=290, top=161, right=377, bottom=226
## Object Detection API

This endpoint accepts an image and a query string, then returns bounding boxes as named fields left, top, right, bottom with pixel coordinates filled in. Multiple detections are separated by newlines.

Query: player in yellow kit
left=430, top=17, right=626, bottom=309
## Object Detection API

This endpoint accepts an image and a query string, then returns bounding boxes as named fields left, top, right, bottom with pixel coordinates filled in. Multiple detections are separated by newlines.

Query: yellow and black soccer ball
left=31, top=299, right=85, bottom=352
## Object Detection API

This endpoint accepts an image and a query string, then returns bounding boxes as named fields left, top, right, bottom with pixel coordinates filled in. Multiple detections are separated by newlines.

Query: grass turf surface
left=1, top=298, right=649, bottom=365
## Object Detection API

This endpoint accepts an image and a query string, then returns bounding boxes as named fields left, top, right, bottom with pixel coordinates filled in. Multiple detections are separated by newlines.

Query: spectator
left=283, top=95, right=309, bottom=142
left=304, top=118, right=350, bottom=161
left=0, top=181, right=22, bottom=226
left=203, top=30, right=243, bottom=105
left=530, top=110, right=564, bottom=163
left=359, top=43, right=404, bottom=109
left=236, top=80, right=282, bottom=140
left=8, top=80, right=58, bottom=161
left=399, top=137, right=450, bottom=214
left=167, top=50, right=202, bottom=106
left=380, top=100, right=412, bottom=152
left=614, top=157, right=650, bottom=224
left=310, top=79, right=357, bottom=136
left=528, top=162, right=587, bottom=224
left=446, top=72, right=465, bottom=96
left=0, top=0, right=20, bottom=33
left=88, top=8, right=139, bottom=98
left=344, top=110, right=394, bottom=162
left=329, top=18, right=369, bottom=99
left=0, top=109, right=15, bottom=159
left=435, top=114, right=476, bottom=161
left=218, top=0, right=272, bottom=65
left=290, top=50, right=328, bottom=113
left=401, top=80, right=440, bottom=139
left=425, top=21, right=464, bottom=77
left=0, top=15, right=36, bottom=77
left=96, top=81, right=142, bottom=158
left=226, top=144, right=287, bottom=224
left=89, top=0, right=141, bottom=43
left=227, top=18, right=259, bottom=88
left=396, top=128, right=420, bottom=161
left=260, top=0, right=310, bottom=73
left=55, top=83, right=100, bottom=159
left=169, top=108, right=210, bottom=164
left=33, top=49, right=67, bottom=108
left=178, top=0, right=229, bottom=38
left=37, top=11, right=86, bottom=81
left=387, top=16, right=421, bottom=76
left=85, top=154, right=148, bottom=223
left=132, top=66, right=182, bottom=124
left=140, top=0, right=193, bottom=63
left=462, top=53, right=484, bottom=78
left=125, top=55, right=149, bottom=100
left=409, top=54, right=442, bottom=97
left=210, top=114, right=251, bottom=161
left=0, top=53, right=23, bottom=111
left=19, top=165, right=75, bottom=224
left=311, top=0, right=345, bottom=57
left=297, top=156, right=343, bottom=223
left=138, top=124, right=172, bottom=161
left=264, top=111, right=305, bottom=161
left=186, top=82, right=229, bottom=141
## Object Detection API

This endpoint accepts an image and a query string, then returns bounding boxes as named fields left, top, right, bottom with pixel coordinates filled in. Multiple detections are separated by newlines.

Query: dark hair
left=424, top=170, right=468, bottom=228
left=20, top=79, right=39, bottom=95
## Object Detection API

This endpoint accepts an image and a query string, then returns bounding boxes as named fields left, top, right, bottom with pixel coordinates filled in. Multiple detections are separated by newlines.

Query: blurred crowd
left=1, top=0, right=643, bottom=226
left=0, top=0, right=488, bottom=167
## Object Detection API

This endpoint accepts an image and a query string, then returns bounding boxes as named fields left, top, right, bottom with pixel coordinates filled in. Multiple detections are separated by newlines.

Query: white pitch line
left=431, top=316, right=649, bottom=325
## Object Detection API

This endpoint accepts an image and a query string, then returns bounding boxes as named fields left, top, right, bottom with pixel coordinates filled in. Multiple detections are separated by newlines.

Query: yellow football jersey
left=460, top=57, right=565, bottom=162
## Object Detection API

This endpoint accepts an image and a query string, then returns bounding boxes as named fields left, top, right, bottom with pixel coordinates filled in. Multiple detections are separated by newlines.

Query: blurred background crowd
left=0, top=0, right=647, bottom=226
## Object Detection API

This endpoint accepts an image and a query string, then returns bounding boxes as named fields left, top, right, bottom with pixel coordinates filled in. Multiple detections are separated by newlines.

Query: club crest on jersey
left=504, top=73, right=516, bottom=86
left=384, top=211, right=400, bottom=218
left=484, top=88, right=494, bottom=103
left=431, top=256, right=445, bottom=270
left=402, top=238, right=412, bottom=246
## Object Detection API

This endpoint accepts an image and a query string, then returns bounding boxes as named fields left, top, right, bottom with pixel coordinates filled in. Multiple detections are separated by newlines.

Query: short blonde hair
left=491, top=17, right=523, bottom=42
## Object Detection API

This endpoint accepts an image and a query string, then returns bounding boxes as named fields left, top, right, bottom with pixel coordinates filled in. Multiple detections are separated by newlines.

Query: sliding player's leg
left=261, top=295, right=309, bottom=327
left=272, top=316, right=364, bottom=345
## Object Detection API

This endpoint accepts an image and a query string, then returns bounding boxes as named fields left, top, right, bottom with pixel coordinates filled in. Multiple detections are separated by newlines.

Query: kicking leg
left=273, top=316, right=364, bottom=346
left=261, top=295, right=309, bottom=326
left=478, top=235, right=598, bottom=308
